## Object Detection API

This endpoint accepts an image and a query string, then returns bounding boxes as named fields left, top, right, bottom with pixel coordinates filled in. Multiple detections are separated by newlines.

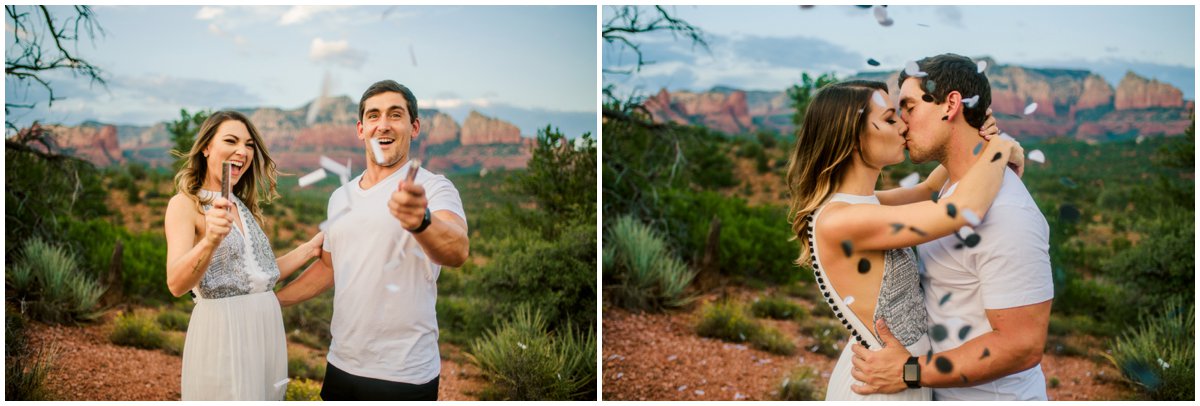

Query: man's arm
left=276, top=249, right=335, bottom=307
left=389, top=181, right=470, bottom=267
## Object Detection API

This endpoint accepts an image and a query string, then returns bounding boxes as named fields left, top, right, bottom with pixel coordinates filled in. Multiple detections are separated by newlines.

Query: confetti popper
left=298, top=168, right=328, bottom=188
left=221, top=161, right=232, bottom=212
left=370, top=138, right=386, bottom=165
left=406, top=159, right=422, bottom=183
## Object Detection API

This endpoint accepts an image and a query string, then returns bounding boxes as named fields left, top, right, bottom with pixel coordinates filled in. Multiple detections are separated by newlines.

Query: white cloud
left=309, top=38, right=367, bottom=69
left=196, top=6, right=224, bottom=20
left=280, top=6, right=346, bottom=26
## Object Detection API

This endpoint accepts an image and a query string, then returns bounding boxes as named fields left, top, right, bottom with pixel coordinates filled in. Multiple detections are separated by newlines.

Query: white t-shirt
left=918, top=169, right=1053, bottom=401
left=322, top=160, right=466, bottom=384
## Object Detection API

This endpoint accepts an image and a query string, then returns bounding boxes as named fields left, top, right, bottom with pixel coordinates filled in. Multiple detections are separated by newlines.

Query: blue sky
left=6, top=5, right=597, bottom=135
left=604, top=5, right=1195, bottom=99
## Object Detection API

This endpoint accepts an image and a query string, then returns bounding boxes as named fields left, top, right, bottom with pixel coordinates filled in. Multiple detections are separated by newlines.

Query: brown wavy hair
left=171, top=110, right=278, bottom=224
left=785, top=80, right=887, bottom=266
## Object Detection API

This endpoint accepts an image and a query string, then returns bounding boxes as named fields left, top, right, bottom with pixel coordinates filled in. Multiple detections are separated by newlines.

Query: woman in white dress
left=164, top=111, right=323, bottom=400
left=784, top=81, right=1021, bottom=400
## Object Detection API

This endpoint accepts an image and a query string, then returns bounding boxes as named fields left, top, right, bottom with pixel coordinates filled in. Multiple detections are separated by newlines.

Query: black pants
left=320, top=361, right=439, bottom=401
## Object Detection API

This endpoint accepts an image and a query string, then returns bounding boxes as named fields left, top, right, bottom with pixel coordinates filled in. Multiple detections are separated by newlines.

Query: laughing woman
left=164, top=111, right=323, bottom=400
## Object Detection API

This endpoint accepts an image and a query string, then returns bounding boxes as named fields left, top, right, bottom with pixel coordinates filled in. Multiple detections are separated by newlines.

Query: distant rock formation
left=461, top=111, right=521, bottom=146
left=1115, top=71, right=1185, bottom=110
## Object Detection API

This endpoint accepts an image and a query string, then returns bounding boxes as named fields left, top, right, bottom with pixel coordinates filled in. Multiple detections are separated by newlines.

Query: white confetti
left=899, top=172, right=920, bottom=188
left=274, top=378, right=290, bottom=390
left=958, top=225, right=975, bottom=238
left=976, top=60, right=987, bottom=74
left=517, top=342, right=527, bottom=350
left=385, top=284, right=399, bottom=293
left=694, top=390, right=705, bottom=396
left=298, top=168, right=327, bottom=187
left=962, top=208, right=981, bottom=227
left=734, top=393, right=746, bottom=400
left=1028, top=149, right=1045, bottom=164
left=1024, top=102, right=1038, bottom=115
left=871, top=91, right=888, bottom=109
left=370, top=138, right=386, bottom=165
left=782, top=378, right=791, bottom=388
left=616, top=372, right=624, bottom=379
left=844, top=296, right=855, bottom=306
left=667, top=354, right=678, bottom=362
left=872, top=5, right=893, bottom=26
left=962, top=95, right=980, bottom=109
left=677, top=385, right=687, bottom=392
left=320, top=155, right=350, bottom=179
left=905, top=60, right=928, bottom=78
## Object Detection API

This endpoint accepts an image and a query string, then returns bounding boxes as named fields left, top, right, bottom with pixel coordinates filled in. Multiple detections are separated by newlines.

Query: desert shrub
left=62, top=218, right=169, bottom=304
left=436, top=293, right=492, bottom=347
left=603, top=216, right=695, bottom=311
left=281, top=291, right=333, bottom=350
left=288, top=352, right=326, bottom=381
left=284, top=378, right=323, bottom=401
left=752, top=327, right=796, bottom=356
left=161, top=332, right=185, bottom=356
left=1104, top=299, right=1194, bottom=400
left=696, top=300, right=761, bottom=344
left=751, top=296, right=809, bottom=322
left=5, top=138, right=110, bottom=258
left=1048, top=313, right=1120, bottom=338
left=801, top=318, right=848, bottom=358
left=777, top=365, right=823, bottom=401
left=156, top=309, right=190, bottom=332
left=469, top=307, right=595, bottom=400
left=5, top=308, right=56, bottom=401
left=110, top=312, right=166, bottom=350
left=8, top=238, right=104, bottom=324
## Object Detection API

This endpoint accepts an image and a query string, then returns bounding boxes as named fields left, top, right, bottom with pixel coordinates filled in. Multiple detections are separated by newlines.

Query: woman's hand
left=979, top=108, right=1000, bottom=140
left=203, top=198, right=233, bottom=245
left=1006, top=139, right=1025, bottom=177
left=304, top=232, right=325, bottom=259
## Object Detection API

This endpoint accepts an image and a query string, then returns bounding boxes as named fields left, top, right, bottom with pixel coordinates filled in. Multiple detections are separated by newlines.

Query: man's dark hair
left=358, top=80, right=419, bottom=124
left=898, top=53, right=990, bottom=129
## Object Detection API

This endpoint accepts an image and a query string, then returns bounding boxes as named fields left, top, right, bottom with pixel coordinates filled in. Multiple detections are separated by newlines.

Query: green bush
left=1104, top=299, right=1194, bottom=400
left=469, top=307, right=595, bottom=400
left=603, top=216, right=696, bottom=311
left=110, top=312, right=166, bottom=350
left=284, top=378, right=323, bottom=401
left=281, top=291, right=333, bottom=350
left=288, top=352, right=326, bottom=381
left=752, top=327, right=796, bottom=356
left=156, top=309, right=190, bottom=332
left=436, top=294, right=492, bottom=347
left=696, top=300, right=761, bottom=344
left=62, top=218, right=169, bottom=304
left=801, top=318, right=848, bottom=358
left=5, top=308, right=56, bottom=401
left=162, top=332, right=185, bottom=356
left=777, top=365, right=823, bottom=401
left=8, top=238, right=104, bottom=324
left=751, top=296, right=809, bottom=322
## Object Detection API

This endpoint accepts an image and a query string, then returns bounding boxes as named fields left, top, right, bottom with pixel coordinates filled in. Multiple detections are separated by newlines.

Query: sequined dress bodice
left=193, top=190, right=280, bottom=299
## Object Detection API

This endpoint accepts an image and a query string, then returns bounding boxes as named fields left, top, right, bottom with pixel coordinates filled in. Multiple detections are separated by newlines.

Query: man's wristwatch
left=409, top=207, right=432, bottom=234
left=903, top=356, right=921, bottom=389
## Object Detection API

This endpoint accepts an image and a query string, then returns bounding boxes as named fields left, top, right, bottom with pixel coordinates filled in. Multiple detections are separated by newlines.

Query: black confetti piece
left=941, top=115, right=948, bottom=121
left=926, top=348, right=934, bottom=365
left=1059, top=177, right=1078, bottom=188
left=972, top=141, right=983, bottom=155
left=922, top=94, right=934, bottom=103
left=958, top=325, right=972, bottom=340
left=908, top=226, right=927, bottom=236
left=930, top=324, right=948, bottom=342
left=857, top=258, right=871, bottom=274
left=938, top=293, right=951, bottom=306
left=946, top=203, right=957, bottom=218
left=890, top=223, right=904, bottom=234
left=980, top=348, right=990, bottom=359
left=930, top=191, right=939, bottom=203
left=867, top=58, right=880, bottom=66
left=960, top=373, right=969, bottom=384
left=963, top=233, right=981, bottom=248
left=954, top=243, right=964, bottom=249
left=872, top=122, right=880, bottom=130
left=990, top=152, right=1002, bottom=162
left=841, top=240, right=853, bottom=257
left=1059, top=204, right=1080, bottom=223
left=934, top=356, right=953, bottom=373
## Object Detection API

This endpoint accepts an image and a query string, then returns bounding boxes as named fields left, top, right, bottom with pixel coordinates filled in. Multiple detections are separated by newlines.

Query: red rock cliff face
left=423, top=111, right=460, bottom=145
left=1115, top=72, right=1185, bottom=110
left=461, top=111, right=521, bottom=145
left=643, top=89, right=755, bottom=135
left=45, top=124, right=124, bottom=166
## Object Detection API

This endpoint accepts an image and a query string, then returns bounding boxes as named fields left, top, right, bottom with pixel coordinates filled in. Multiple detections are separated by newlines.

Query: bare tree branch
left=5, top=5, right=107, bottom=130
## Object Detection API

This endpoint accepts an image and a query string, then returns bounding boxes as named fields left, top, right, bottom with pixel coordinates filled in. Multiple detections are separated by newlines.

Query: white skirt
left=181, top=291, right=289, bottom=400
left=825, top=337, right=933, bottom=401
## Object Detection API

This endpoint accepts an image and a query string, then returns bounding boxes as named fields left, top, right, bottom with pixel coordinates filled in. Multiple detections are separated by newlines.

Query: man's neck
left=360, top=154, right=407, bottom=189
left=941, top=124, right=986, bottom=186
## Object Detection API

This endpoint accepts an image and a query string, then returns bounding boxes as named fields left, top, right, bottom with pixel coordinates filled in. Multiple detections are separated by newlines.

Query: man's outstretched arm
left=276, top=249, right=335, bottom=307
left=849, top=299, right=1053, bottom=394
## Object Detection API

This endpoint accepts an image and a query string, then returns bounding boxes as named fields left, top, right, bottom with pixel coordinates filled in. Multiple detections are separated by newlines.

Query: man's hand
left=850, top=319, right=911, bottom=395
left=388, top=180, right=428, bottom=230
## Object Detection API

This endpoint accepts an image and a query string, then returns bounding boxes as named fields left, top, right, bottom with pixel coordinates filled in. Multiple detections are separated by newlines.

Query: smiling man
left=276, top=80, right=470, bottom=401
left=850, top=54, right=1053, bottom=401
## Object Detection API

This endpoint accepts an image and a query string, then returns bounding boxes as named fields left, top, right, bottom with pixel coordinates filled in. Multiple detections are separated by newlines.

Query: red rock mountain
left=643, top=59, right=1193, bottom=142
left=461, top=111, right=522, bottom=146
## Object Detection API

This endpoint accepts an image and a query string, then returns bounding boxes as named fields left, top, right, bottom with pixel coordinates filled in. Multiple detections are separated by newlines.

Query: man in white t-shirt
left=277, top=80, right=469, bottom=401
left=850, top=54, right=1054, bottom=400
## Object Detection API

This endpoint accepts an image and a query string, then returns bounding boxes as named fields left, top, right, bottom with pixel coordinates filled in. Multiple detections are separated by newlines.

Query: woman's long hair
left=785, top=80, right=887, bottom=266
left=172, top=110, right=278, bottom=225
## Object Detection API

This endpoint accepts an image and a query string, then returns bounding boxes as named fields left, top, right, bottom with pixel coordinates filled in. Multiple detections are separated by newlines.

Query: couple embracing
left=164, top=80, right=469, bottom=400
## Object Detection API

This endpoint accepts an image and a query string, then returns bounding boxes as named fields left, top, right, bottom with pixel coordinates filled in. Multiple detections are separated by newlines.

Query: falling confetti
left=1059, top=204, right=1081, bottom=223
left=872, top=6, right=893, bottom=26
left=890, top=223, right=904, bottom=234
left=962, top=209, right=981, bottom=226
left=667, top=355, right=678, bottom=362
left=298, top=168, right=328, bottom=187
left=1028, top=150, right=1045, bottom=164
left=694, top=390, right=705, bottom=396
left=1059, top=177, right=1078, bottom=188
left=926, top=348, right=933, bottom=365
left=678, top=385, right=687, bottom=392
left=1121, top=360, right=1162, bottom=391
left=320, top=155, right=351, bottom=180
left=917, top=23, right=930, bottom=27
left=857, top=258, right=871, bottom=274
left=930, top=191, right=940, bottom=203
left=867, top=58, right=881, bottom=66
left=1023, top=102, right=1038, bottom=115
left=960, top=373, right=969, bottom=384
left=922, top=94, right=935, bottom=103
left=972, top=141, right=983, bottom=155
left=841, top=240, right=853, bottom=257
left=844, top=296, right=855, bottom=306
left=963, top=95, right=980, bottom=109
left=990, top=152, right=1003, bottom=163
left=924, top=79, right=937, bottom=94
left=939, top=292, right=952, bottom=306
left=908, top=226, right=927, bottom=237
left=946, top=203, right=957, bottom=218
left=904, top=61, right=928, bottom=78
left=931, top=324, right=948, bottom=341
left=934, top=356, right=954, bottom=373
left=980, top=348, right=991, bottom=359
left=976, top=60, right=988, bottom=74
left=958, top=325, right=972, bottom=340
left=899, top=172, right=920, bottom=188
left=872, top=91, right=888, bottom=108
left=370, top=138, right=386, bottom=165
